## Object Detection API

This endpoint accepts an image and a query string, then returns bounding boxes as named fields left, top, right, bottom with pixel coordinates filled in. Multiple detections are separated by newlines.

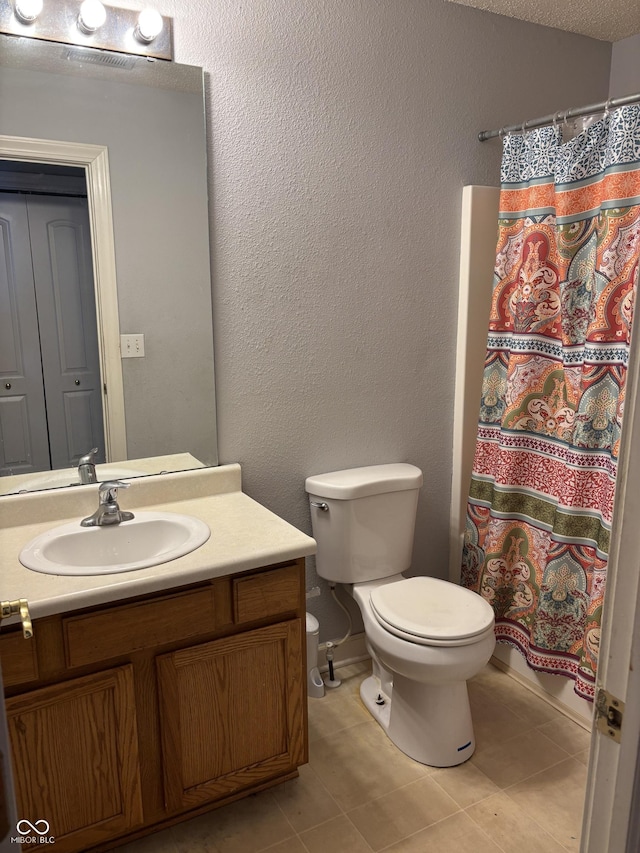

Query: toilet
left=305, top=463, right=495, bottom=767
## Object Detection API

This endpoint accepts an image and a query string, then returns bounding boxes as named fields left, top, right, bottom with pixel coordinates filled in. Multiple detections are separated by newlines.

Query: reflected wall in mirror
left=0, top=35, right=218, bottom=494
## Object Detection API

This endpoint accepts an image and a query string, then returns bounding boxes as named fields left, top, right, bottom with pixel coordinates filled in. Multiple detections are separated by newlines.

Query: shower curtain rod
left=478, top=90, right=640, bottom=142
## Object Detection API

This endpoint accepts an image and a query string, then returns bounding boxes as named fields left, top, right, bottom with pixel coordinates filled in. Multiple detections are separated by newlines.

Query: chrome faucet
left=81, top=480, right=135, bottom=527
left=78, top=447, right=99, bottom=484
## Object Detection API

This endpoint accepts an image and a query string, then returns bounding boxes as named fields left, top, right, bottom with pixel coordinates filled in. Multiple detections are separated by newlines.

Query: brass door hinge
left=595, top=687, right=624, bottom=743
left=0, top=599, right=33, bottom=639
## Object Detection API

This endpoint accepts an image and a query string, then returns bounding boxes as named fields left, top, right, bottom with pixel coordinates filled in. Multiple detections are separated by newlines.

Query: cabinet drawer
left=64, top=586, right=219, bottom=668
left=233, top=563, right=301, bottom=624
left=0, top=630, right=38, bottom=687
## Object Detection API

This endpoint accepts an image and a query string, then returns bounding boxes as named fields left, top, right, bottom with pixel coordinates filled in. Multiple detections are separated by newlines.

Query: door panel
left=6, top=666, right=143, bottom=852
left=26, top=196, right=105, bottom=469
left=0, top=194, right=50, bottom=475
left=0, top=396, right=40, bottom=476
left=156, top=620, right=305, bottom=812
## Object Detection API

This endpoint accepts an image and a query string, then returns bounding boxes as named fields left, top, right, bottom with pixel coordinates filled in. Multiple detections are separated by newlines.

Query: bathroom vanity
left=0, top=465, right=316, bottom=852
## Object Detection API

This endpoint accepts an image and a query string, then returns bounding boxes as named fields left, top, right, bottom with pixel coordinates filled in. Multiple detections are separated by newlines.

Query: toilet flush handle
left=310, top=501, right=329, bottom=511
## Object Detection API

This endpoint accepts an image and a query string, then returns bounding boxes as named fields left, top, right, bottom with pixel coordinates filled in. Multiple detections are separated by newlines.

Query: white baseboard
left=318, top=632, right=368, bottom=672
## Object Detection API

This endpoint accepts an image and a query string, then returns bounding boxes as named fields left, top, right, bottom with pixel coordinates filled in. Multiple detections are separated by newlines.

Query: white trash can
left=306, top=612, right=325, bottom=698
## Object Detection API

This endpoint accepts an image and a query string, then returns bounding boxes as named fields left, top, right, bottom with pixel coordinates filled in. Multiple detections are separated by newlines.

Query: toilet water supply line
left=324, top=583, right=353, bottom=689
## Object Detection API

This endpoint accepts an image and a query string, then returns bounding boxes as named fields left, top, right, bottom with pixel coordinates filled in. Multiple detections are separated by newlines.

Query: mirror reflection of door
left=0, top=162, right=105, bottom=477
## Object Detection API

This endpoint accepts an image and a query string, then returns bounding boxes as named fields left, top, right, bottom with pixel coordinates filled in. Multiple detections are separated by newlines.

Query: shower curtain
left=462, top=105, right=640, bottom=701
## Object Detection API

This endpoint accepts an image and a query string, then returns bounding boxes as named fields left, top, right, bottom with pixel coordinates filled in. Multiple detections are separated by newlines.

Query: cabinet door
left=6, top=665, right=143, bottom=853
left=157, top=619, right=305, bottom=812
left=0, top=193, right=50, bottom=475
left=26, top=195, right=105, bottom=469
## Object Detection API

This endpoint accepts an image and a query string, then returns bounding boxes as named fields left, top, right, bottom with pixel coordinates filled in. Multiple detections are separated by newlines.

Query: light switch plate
left=121, top=334, right=145, bottom=358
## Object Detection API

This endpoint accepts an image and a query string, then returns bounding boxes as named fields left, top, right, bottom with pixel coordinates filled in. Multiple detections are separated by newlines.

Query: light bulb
left=77, top=0, right=106, bottom=33
left=135, top=8, right=163, bottom=43
left=14, top=0, right=43, bottom=23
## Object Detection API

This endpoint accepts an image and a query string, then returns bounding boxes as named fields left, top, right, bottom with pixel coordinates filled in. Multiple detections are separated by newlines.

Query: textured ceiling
left=446, top=0, right=640, bottom=42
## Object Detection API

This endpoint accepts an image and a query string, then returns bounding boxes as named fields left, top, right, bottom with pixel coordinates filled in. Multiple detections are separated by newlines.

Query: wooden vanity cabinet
left=7, top=666, right=143, bottom=852
left=0, top=558, right=307, bottom=853
left=157, top=619, right=305, bottom=811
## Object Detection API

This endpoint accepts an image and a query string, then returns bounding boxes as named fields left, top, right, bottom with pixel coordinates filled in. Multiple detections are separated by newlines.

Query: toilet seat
left=369, top=577, right=495, bottom=647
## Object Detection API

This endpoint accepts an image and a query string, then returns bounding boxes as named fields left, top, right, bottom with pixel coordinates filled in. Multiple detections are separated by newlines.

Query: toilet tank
left=305, top=463, right=423, bottom=584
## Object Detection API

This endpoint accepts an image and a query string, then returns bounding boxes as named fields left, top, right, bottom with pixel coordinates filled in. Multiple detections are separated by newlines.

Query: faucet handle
left=79, top=447, right=99, bottom=465
left=99, top=479, right=130, bottom=503
left=81, top=480, right=134, bottom=527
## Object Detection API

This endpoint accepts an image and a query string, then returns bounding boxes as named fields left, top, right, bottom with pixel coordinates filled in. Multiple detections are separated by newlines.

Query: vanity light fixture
left=13, top=0, right=43, bottom=24
left=1, top=0, right=173, bottom=60
left=134, top=7, right=163, bottom=43
left=77, top=0, right=106, bottom=33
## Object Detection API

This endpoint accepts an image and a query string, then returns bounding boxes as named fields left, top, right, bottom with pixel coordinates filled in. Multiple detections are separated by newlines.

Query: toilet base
left=360, top=673, right=475, bottom=767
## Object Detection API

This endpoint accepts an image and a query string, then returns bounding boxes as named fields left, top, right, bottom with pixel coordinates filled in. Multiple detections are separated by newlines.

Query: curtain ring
left=521, top=120, right=528, bottom=136
left=604, top=98, right=612, bottom=118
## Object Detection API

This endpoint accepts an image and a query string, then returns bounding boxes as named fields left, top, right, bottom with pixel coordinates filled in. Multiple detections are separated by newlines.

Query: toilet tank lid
left=305, top=463, right=423, bottom=500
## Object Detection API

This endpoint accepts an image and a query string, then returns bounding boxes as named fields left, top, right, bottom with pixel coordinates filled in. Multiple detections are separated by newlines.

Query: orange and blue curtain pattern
left=461, top=106, right=640, bottom=701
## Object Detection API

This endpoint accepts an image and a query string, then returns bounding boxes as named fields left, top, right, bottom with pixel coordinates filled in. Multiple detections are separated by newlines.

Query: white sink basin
left=19, top=512, right=211, bottom=576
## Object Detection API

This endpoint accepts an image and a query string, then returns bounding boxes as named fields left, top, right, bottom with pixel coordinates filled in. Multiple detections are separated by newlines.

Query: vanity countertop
left=0, top=464, right=316, bottom=621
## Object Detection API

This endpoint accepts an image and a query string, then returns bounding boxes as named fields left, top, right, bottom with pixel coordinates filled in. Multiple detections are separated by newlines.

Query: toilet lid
left=369, top=577, right=494, bottom=643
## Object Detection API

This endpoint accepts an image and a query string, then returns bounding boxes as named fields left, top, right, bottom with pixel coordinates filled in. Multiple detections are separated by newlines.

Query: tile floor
left=118, top=661, right=592, bottom=853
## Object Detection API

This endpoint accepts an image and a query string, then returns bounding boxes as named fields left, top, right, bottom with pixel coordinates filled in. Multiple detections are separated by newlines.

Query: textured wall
left=610, top=35, right=640, bottom=96
left=123, top=0, right=610, bottom=640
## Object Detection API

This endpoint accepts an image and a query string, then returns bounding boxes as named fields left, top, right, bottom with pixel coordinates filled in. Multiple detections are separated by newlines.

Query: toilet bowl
left=305, top=463, right=495, bottom=767
left=352, top=575, right=494, bottom=766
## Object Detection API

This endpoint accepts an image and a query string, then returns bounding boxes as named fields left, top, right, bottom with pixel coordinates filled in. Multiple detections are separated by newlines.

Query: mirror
left=0, top=34, right=218, bottom=494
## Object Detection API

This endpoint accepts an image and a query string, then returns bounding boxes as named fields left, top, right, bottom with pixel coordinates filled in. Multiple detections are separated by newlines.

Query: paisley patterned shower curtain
left=461, top=105, right=640, bottom=701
